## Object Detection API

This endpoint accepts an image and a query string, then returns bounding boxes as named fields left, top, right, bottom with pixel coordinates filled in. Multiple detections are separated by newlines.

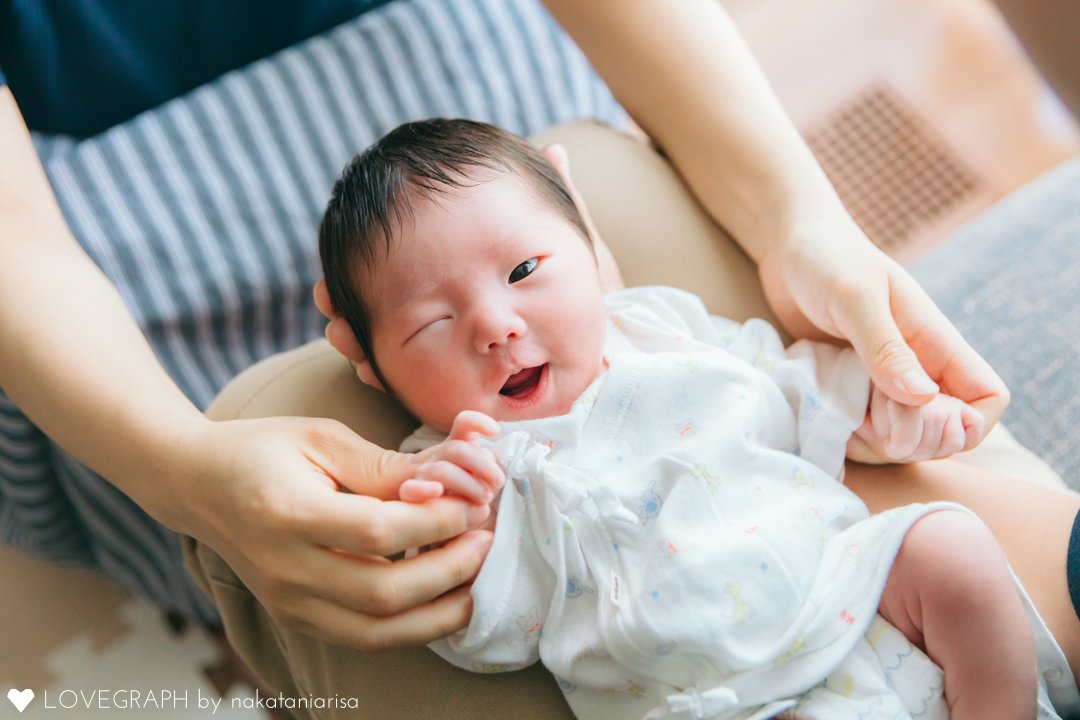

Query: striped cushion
left=0, top=0, right=625, bottom=623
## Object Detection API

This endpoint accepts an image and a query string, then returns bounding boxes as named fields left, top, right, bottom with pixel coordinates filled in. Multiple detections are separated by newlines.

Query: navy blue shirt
left=0, top=0, right=390, bottom=137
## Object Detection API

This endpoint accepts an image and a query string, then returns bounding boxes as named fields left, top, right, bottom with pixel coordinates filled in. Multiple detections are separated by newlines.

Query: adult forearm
left=544, top=0, right=851, bottom=262
left=0, top=87, right=207, bottom=528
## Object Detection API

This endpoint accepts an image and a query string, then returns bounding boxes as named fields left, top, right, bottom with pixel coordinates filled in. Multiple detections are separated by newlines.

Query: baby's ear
left=540, top=143, right=626, bottom=292
left=541, top=142, right=598, bottom=240
left=541, top=143, right=574, bottom=192
left=354, top=356, right=387, bottom=393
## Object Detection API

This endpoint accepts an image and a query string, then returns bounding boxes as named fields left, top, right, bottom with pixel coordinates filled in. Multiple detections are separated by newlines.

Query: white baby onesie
left=402, top=286, right=1075, bottom=720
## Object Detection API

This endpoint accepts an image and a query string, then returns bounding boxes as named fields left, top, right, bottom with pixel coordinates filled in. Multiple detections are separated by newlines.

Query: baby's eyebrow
left=377, top=298, right=414, bottom=327
left=381, top=295, right=435, bottom=333
left=372, top=274, right=433, bottom=317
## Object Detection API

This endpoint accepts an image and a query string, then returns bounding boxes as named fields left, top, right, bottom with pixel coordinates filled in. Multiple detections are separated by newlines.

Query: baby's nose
left=473, top=307, right=526, bottom=353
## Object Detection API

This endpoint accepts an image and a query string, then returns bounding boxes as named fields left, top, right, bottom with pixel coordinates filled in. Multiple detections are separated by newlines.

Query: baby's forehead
left=385, top=166, right=559, bottom=240
left=359, top=163, right=575, bottom=284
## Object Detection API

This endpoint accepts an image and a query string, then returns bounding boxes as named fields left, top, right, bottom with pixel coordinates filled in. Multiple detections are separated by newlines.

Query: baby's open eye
left=509, top=257, right=539, bottom=284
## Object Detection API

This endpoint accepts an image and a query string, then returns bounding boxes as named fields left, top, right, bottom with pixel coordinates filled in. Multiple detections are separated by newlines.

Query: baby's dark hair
left=318, top=118, right=592, bottom=388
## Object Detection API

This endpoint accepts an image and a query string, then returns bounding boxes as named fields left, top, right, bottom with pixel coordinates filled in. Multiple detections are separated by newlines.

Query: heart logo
left=7, top=689, right=34, bottom=713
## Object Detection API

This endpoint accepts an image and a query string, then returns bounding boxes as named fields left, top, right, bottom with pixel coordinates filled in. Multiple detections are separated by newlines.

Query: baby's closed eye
left=405, top=315, right=452, bottom=344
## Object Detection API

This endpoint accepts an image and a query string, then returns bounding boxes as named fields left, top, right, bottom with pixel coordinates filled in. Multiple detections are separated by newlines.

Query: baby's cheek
left=401, top=383, right=468, bottom=434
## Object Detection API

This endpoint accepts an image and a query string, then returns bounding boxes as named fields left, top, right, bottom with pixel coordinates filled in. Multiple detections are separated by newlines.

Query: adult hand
left=537, top=0, right=1007, bottom=455
left=179, top=415, right=494, bottom=651
left=757, top=219, right=1009, bottom=463
left=6, top=86, right=479, bottom=651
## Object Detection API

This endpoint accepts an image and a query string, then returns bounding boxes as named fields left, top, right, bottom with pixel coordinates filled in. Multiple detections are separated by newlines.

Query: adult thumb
left=838, top=298, right=938, bottom=407
left=312, top=420, right=416, bottom=500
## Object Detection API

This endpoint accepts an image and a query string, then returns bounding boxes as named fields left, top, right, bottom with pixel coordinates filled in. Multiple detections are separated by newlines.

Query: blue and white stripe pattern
left=1, top=0, right=625, bottom=624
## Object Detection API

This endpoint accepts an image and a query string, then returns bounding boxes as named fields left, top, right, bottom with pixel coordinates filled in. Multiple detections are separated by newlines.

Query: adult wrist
left=125, top=410, right=216, bottom=535
left=760, top=199, right=868, bottom=259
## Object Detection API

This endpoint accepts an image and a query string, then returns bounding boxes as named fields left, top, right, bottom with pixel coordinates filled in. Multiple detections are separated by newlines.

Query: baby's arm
left=399, top=410, right=505, bottom=506
left=848, top=385, right=985, bottom=464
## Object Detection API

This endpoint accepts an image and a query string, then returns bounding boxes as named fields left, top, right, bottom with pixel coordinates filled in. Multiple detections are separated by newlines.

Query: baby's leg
left=877, top=509, right=1036, bottom=720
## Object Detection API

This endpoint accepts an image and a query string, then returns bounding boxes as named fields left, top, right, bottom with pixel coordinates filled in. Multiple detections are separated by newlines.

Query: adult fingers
left=830, top=278, right=939, bottom=407
left=307, top=420, right=420, bottom=500
left=295, top=585, right=476, bottom=652
left=908, top=327, right=1009, bottom=441
left=297, top=530, right=493, bottom=620
left=887, top=271, right=1009, bottom=439
left=299, top=424, right=497, bottom=548
left=297, top=489, right=490, bottom=557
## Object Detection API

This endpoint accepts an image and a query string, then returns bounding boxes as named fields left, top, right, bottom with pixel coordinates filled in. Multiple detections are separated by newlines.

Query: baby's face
left=362, top=169, right=608, bottom=432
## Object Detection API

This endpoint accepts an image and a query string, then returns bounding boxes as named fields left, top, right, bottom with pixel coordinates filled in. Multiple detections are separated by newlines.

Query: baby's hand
left=400, top=410, right=504, bottom=504
left=848, top=385, right=985, bottom=464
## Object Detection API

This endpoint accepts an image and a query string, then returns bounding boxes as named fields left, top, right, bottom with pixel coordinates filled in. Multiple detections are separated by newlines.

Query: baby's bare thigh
left=847, top=459, right=1080, bottom=684
left=882, top=510, right=1011, bottom=630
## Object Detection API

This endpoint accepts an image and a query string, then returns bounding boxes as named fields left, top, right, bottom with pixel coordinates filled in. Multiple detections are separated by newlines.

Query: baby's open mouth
left=500, top=364, right=546, bottom=398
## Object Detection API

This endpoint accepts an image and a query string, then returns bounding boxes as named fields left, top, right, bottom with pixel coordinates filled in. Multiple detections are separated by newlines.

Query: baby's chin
left=488, top=395, right=575, bottom=424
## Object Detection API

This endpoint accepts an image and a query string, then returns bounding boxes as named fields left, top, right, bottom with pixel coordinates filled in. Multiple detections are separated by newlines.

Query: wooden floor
left=724, top=0, right=1080, bottom=261
left=0, top=543, right=271, bottom=718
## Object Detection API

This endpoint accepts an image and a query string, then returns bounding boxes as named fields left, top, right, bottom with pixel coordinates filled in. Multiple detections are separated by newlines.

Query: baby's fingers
left=922, top=395, right=983, bottom=459
left=912, top=402, right=953, bottom=461
left=438, top=440, right=504, bottom=492
left=885, top=400, right=924, bottom=460
left=448, top=410, right=500, bottom=442
left=415, top=459, right=496, bottom=504
left=869, top=385, right=892, bottom=440
left=961, top=403, right=986, bottom=452
left=399, top=479, right=445, bottom=503
left=933, top=407, right=967, bottom=459
left=414, top=436, right=505, bottom=502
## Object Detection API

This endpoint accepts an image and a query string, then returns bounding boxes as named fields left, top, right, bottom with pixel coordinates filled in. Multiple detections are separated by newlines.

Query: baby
left=319, top=119, right=1046, bottom=720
